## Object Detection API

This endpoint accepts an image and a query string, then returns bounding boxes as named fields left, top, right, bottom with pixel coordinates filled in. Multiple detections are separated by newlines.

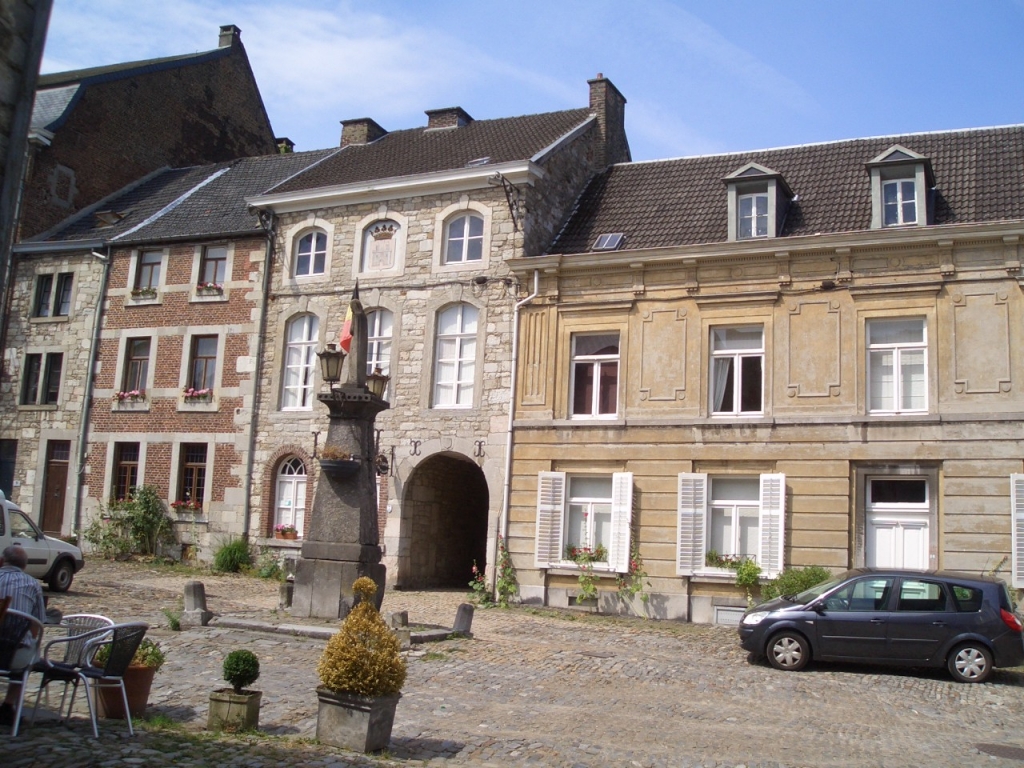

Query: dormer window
left=724, top=163, right=792, bottom=242
left=867, top=145, right=934, bottom=230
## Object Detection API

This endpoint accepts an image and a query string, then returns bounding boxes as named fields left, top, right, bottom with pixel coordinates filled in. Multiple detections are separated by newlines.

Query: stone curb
left=210, top=616, right=461, bottom=644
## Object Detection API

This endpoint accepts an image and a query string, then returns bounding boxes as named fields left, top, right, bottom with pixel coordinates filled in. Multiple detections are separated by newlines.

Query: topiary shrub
left=760, top=565, right=833, bottom=601
left=317, top=577, right=406, bottom=697
left=213, top=538, right=252, bottom=573
left=222, top=650, right=260, bottom=694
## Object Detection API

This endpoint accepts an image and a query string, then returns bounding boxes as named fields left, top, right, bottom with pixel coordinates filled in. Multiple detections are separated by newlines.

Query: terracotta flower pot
left=95, top=664, right=156, bottom=719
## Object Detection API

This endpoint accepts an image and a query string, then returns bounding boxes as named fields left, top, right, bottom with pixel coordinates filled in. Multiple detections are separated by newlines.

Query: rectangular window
left=867, top=318, right=926, bottom=413
left=710, top=326, right=763, bottom=415
left=33, top=273, right=73, bottom=318
left=571, top=333, right=619, bottom=418
left=676, top=472, right=785, bottom=577
left=433, top=304, right=477, bottom=408
left=136, top=251, right=162, bottom=290
left=738, top=192, right=768, bottom=238
left=112, top=442, right=140, bottom=501
left=534, top=471, right=634, bottom=572
left=179, top=443, right=207, bottom=506
left=20, top=352, right=62, bottom=405
left=883, top=179, right=917, bottom=226
left=866, top=476, right=929, bottom=569
left=189, top=335, right=218, bottom=391
left=1013, top=474, right=1024, bottom=589
left=200, top=245, right=227, bottom=285
left=122, top=338, right=150, bottom=394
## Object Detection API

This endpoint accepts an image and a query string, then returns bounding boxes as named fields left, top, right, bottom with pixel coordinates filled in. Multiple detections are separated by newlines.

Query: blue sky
left=41, top=0, right=1024, bottom=161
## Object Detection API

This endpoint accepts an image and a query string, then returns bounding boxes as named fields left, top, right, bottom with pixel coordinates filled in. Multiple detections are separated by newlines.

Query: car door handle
left=870, top=619, right=886, bottom=624
left=931, top=621, right=946, bottom=626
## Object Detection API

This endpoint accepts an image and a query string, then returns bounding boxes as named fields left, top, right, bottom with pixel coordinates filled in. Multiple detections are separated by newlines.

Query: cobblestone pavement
left=9, top=559, right=1024, bottom=767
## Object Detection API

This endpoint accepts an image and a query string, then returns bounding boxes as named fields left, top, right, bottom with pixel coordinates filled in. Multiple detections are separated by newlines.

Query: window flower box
left=196, top=282, right=224, bottom=294
left=182, top=387, right=213, bottom=401
left=171, top=500, right=202, bottom=512
left=112, top=390, right=146, bottom=402
left=319, top=449, right=360, bottom=478
left=274, top=524, right=298, bottom=540
left=130, top=287, right=157, bottom=299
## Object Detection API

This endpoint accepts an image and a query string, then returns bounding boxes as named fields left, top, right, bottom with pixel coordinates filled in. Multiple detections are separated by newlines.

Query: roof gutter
left=12, top=239, right=106, bottom=254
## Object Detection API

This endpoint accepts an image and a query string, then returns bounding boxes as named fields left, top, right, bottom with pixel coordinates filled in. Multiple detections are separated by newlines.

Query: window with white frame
left=33, top=273, right=73, bottom=318
left=710, top=326, right=763, bottom=415
left=571, top=333, right=619, bottom=418
left=433, top=303, right=477, bottom=407
left=676, top=472, right=785, bottom=577
left=865, top=476, right=929, bottom=570
left=367, top=309, right=393, bottom=398
left=275, top=457, right=307, bottom=537
left=738, top=192, right=768, bottom=239
left=867, top=318, right=926, bottom=413
left=1011, top=474, right=1024, bottom=589
left=443, top=214, right=484, bottom=264
left=534, top=471, right=633, bottom=572
left=294, top=230, right=327, bottom=277
left=282, top=315, right=319, bottom=410
left=882, top=178, right=917, bottom=227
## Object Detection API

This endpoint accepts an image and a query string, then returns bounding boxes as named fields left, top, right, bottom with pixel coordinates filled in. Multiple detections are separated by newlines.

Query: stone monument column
left=290, top=292, right=389, bottom=619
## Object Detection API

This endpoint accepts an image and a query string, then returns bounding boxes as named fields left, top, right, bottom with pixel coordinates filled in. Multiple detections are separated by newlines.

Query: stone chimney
left=218, top=24, right=241, bottom=48
left=340, top=118, right=388, bottom=148
left=425, top=107, right=474, bottom=130
left=588, top=73, right=630, bottom=169
left=276, top=137, right=295, bottom=154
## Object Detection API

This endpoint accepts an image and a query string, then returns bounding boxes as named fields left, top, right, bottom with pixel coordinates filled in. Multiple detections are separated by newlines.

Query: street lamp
left=366, top=366, right=390, bottom=399
left=317, top=343, right=346, bottom=388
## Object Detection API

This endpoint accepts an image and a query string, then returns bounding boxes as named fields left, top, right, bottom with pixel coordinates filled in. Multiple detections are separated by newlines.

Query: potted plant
left=274, top=523, right=298, bottom=540
left=94, top=638, right=165, bottom=719
left=208, top=649, right=261, bottom=731
left=315, top=576, right=406, bottom=752
left=318, top=445, right=360, bottom=477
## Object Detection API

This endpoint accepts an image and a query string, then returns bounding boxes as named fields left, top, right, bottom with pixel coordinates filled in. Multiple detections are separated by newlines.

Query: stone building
left=506, top=125, right=1024, bottom=622
left=248, top=77, right=629, bottom=588
left=5, top=149, right=331, bottom=550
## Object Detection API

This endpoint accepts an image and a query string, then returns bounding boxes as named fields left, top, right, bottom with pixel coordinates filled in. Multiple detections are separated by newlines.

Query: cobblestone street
left=8, top=559, right=1024, bottom=768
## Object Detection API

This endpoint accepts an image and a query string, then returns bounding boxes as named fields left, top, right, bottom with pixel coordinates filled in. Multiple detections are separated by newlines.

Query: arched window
left=433, top=303, right=478, bottom=407
left=275, top=457, right=307, bottom=537
left=442, top=214, right=484, bottom=264
left=367, top=309, right=393, bottom=399
left=282, top=315, right=319, bottom=409
left=294, top=230, right=327, bottom=277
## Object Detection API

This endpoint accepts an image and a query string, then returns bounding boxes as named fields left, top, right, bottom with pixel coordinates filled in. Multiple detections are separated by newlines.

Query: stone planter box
left=316, top=687, right=400, bottom=752
left=208, top=688, right=261, bottom=732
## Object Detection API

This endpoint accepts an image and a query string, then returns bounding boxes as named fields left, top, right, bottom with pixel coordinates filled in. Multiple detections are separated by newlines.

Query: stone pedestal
left=291, top=384, right=389, bottom=619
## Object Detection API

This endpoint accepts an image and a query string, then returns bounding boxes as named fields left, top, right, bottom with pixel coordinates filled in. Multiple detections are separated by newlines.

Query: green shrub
left=213, top=538, right=252, bottom=573
left=760, top=565, right=832, bottom=601
left=94, top=638, right=165, bottom=670
left=222, top=650, right=260, bottom=694
left=84, top=485, right=174, bottom=558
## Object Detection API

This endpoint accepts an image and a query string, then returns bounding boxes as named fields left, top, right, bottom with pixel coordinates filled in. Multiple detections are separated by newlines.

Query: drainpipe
left=495, top=268, right=540, bottom=587
left=243, top=209, right=276, bottom=539
left=73, top=247, right=112, bottom=538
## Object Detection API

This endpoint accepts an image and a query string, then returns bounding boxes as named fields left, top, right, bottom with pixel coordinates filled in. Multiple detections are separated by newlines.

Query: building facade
left=506, top=126, right=1024, bottom=622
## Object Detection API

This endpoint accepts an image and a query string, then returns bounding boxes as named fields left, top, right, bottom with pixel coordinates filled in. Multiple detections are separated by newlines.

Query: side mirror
left=809, top=600, right=826, bottom=614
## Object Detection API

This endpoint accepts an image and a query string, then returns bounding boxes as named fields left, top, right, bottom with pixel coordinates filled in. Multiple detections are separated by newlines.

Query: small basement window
left=593, top=233, right=624, bottom=251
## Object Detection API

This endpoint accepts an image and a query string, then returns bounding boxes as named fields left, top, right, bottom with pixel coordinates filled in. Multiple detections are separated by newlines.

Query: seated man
left=0, top=546, right=45, bottom=724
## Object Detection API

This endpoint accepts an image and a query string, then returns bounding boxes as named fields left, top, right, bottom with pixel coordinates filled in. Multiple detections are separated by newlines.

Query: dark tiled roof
left=550, top=125, right=1024, bottom=254
left=35, top=149, right=337, bottom=244
left=269, top=109, right=593, bottom=193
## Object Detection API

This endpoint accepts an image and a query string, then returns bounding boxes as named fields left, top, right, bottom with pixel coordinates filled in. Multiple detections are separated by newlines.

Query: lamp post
left=316, top=343, right=346, bottom=388
left=365, top=366, right=390, bottom=399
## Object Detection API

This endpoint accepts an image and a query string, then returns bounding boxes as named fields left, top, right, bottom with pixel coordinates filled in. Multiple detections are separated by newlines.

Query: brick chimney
left=588, top=74, right=630, bottom=169
left=218, top=24, right=241, bottom=48
left=425, top=107, right=474, bottom=129
left=340, top=118, right=388, bottom=148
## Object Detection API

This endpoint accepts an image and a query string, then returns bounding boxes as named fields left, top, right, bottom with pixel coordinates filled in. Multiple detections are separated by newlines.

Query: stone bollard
left=183, top=580, right=214, bottom=626
left=279, top=576, right=294, bottom=609
left=388, top=611, right=408, bottom=629
left=453, top=603, right=474, bottom=637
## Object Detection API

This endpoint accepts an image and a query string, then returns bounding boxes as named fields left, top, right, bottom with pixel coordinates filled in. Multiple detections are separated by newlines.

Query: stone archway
left=400, top=452, right=488, bottom=588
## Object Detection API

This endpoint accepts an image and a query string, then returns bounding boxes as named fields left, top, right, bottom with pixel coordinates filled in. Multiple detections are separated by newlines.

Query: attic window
left=465, top=157, right=492, bottom=167
left=593, top=233, right=624, bottom=251
left=94, top=210, right=126, bottom=227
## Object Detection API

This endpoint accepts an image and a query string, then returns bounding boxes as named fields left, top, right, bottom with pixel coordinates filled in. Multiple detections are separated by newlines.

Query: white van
left=0, top=490, right=84, bottom=591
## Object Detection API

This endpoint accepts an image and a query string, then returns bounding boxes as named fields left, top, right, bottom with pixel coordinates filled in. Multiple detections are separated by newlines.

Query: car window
left=896, top=579, right=948, bottom=612
left=950, top=584, right=983, bottom=612
left=825, top=577, right=893, bottom=611
left=9, top=510, right=37, bottom=539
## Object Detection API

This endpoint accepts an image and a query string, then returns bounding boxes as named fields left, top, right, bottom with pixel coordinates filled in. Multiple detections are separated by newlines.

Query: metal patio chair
left=67, top=622, right=148, bottom=737
left=30, top=614, right=114, bottom=728
left=0, top=608, right=45, bottom=737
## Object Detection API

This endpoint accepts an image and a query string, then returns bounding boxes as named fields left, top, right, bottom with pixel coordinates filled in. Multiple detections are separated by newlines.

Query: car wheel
left=767, top=631, right=810, bottom=672
left=948, top=642, right=993, bottom=683
left=47, top=559, right=74, bottom=593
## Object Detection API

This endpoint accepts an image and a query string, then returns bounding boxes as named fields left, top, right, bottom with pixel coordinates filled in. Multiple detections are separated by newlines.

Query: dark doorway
left=400, top=452, right=488, bottom=588
left=41, top=440, right=70, bottom=534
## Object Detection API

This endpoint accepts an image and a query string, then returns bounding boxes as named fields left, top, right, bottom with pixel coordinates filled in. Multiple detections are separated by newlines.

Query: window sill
left=178, top=398, right=217, bottom=412
left=191, top=291, right=228, bottom=303
left=545, top=564, right=618, bottom=576
left=29, top=316, right=69, bottom=324
left=111, top=399, right=150, bottom=412
left=17, top=404, right=57, bottom=411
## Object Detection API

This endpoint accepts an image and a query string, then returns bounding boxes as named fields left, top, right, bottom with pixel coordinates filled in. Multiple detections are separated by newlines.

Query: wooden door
left=41, top=441, right=70, bottom=534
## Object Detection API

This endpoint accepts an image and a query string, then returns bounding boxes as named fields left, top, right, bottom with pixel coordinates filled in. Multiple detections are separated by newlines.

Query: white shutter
left=535, top=471, right=566, bottom=568
left=676, top=473, right=708, bottom=575
left=608, top=472, right=633, bottom=573
left=1012, top=474, right=1024, bottom=588
left=759, top=473, right=786, bottom=578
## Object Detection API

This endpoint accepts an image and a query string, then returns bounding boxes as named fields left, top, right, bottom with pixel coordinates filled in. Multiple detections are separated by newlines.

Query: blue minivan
left=738, top=569, right=1024, bottom=683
